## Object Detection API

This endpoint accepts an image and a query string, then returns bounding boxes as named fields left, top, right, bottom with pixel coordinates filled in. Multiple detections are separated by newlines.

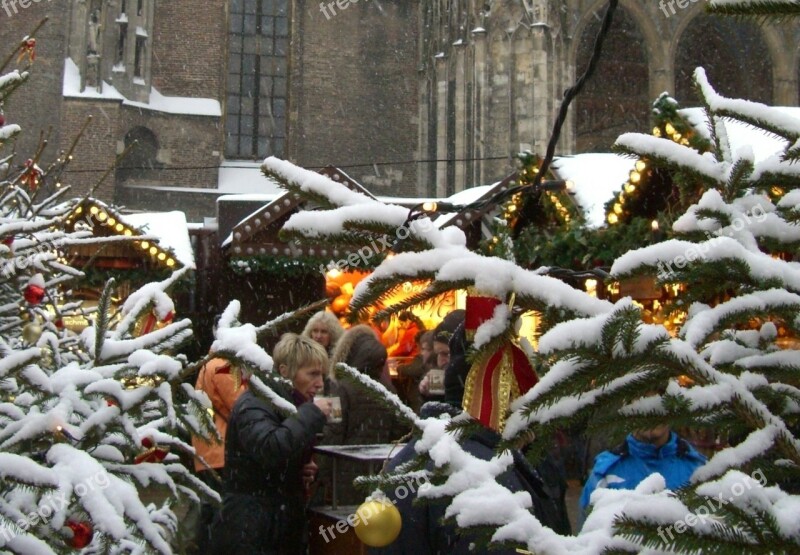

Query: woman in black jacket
left=211, top=334, right=332, bottom=555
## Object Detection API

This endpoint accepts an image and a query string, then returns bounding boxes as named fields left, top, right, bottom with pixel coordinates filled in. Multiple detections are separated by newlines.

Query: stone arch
left=117, top=126, right=161, bottom=182
left=572, top=1, right=653, bottom=152
left=673, top=13, right=773, bottom=105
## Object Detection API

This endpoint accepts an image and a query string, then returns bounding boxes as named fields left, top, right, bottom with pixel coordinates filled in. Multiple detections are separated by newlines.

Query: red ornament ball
left=55, top=318, right=64, bottom=329
left=65, top=520, right=93, bottom=549
left=23, top=284, right=46, bottom=305
left=141, top=436, right=153, bottom=449
left=0, top=114, right=5, bottom=126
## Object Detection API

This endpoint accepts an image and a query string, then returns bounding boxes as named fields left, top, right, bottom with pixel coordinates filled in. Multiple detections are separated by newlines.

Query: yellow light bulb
left=157, top=252, right=166, bottom=261
left=115, top=223, right=124, bottom=232
left=149, top=246, right=158, bottom=255
left=653, top=127, right=662, bottom=137
left=608, top=213, right=619, bottom=224
left=140, top=241, right=150, bottom=249
left=89, top=206, right=99, bottom=215
left=635, top=160, right=646, bottom=172
left=665, top=123, right=676, bottom=135
left=630, top=171, right=641, bottom=183
left=107, top=217, right=116, bottom=226
left=625, top=184, right=635, bottom=194
left=613, top=203, right=623, bottom=215
left=166, top=259, right=175, bottom=267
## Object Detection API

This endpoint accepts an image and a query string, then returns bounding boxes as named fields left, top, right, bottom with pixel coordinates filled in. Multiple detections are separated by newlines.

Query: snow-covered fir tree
left=0, top=30, right=251, bottom=554
left=259, top=49, right=800, bottom=555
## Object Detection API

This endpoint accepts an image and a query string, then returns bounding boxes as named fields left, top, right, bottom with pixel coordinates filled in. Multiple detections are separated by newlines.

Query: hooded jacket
left=191, top=358, right=244, bottom=472
left=579, top=431, right=706, bottom=525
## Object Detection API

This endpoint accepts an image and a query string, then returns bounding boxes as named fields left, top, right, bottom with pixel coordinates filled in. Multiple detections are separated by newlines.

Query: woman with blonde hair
left=211, top=333, right=332, bottom=555
left=302, top=310, right=345, bottom=355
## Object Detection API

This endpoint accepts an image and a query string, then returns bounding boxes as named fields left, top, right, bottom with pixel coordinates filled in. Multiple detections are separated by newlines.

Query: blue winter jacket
left=579, top=432, right=706, bottom=525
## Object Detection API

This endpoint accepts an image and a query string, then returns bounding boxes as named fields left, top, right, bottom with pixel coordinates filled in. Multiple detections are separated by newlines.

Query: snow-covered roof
left=63, top=58, right=221, bottom=117
left=122, top=211, right=195, bottom=268
left=551, top=153, right=636, bottom=228
left=680, top=106, right=800, bottom=163
left=218, top=160, right=284, bottom=194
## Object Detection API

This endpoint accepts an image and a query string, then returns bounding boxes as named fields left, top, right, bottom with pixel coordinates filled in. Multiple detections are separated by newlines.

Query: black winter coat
left=369, top=403, right=571, bottom=555
left=211, top=389, right=326, bottom=555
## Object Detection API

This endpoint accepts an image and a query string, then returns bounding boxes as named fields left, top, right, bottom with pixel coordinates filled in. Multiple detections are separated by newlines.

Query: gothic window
left=134, top=36, right=146, bottom=78
left=118, top=126, right=161, bottom=182
left=575, top=7, right=649, bottom=153
left=225, top=0, right=289, bottom=159
left=675, top=15, right=772, bottom=106
left=116, top=22, right=127, bottom=65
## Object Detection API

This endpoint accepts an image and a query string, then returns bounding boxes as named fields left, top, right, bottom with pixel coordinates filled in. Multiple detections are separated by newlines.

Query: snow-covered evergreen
left=263, top=64, right=800, bottom=552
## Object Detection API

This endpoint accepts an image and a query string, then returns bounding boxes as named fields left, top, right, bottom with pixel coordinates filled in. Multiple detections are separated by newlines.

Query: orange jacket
left=192, top=358, right=245, bottom=472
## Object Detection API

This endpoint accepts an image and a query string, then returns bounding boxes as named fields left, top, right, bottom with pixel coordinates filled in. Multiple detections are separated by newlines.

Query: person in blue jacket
left=579, top=422, right=706, bottom=527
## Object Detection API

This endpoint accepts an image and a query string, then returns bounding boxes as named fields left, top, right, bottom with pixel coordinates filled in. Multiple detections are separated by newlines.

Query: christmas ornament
left=24, top=274, right=46, bottom=304
left=22, top=323, right=42, bottom=344
left=64, top=520, right=93, bottom=549
left=134, top=309, right=174, bottom=336
left=20, top=159, right=43, bottom=190
left=54, top=318, right=64, bottom=329
left=461, top=290, right=539, bottom=431
left=134, top=437, right=169, bottom=464
left=0, top=113, right=5, bottom=126
left=353, top=498, right=402, bottom=547
left=17, top=38, right=36, bottom=63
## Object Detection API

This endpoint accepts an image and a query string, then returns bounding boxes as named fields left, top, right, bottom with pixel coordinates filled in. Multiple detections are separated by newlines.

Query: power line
left=58, top=154, right=518, bottom=174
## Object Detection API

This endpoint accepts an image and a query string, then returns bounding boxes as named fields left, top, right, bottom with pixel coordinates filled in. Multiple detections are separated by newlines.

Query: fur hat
left=433, top=309, right=465, bottom=345
left=330, top=324, right=387, bottom=380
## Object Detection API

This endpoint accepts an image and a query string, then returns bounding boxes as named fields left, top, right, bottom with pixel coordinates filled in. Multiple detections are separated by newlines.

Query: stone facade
left=419, top=0, right=800, bottom=195
left=1, top=1, right=798, bottom=220
left=288, top=1, right=420, bottom=197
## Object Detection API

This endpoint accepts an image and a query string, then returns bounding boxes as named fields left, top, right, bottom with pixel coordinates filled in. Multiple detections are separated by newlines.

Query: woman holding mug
left=211, top=333, right=332, bottom=555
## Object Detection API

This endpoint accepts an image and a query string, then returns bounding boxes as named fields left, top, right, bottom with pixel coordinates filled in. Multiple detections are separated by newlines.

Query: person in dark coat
left=318, top=325, right=410, bottom=505
left=370, top=322, right=572, bottom=555
left=210, top=334, right=333, bottom=555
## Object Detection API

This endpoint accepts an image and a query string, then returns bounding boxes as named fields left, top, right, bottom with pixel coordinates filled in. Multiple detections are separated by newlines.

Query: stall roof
left=551, top=154, right=636, bottom=228
left=122, top=211, right=195, bottom=268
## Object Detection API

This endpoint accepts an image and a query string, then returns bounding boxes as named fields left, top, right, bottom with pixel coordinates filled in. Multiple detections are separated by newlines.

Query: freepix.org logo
left=2, top=0, right=52, bottom=18
left=659, top=0, right=705, bottom=18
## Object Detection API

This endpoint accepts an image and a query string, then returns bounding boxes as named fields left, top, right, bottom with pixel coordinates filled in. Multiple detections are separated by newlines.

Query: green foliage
left=515, top=217, right=664, bottom=270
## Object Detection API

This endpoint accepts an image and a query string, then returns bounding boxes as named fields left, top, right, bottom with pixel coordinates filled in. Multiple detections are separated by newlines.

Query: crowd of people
left=188, top=309, right=707, bottom=554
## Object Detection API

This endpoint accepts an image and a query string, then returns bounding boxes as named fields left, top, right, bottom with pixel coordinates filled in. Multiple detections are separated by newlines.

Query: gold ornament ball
left=22, top=323, right=43, bottom=344
left=353, top=499, right=402, bottom=547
